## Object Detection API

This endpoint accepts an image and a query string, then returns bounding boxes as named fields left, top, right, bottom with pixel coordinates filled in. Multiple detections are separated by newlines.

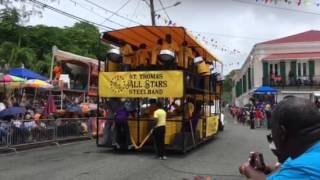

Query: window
left=296, top=61, right=309, bottom=77
left=303, top=63, right=307, bottom=76
left=269, top=63, right=280, bottom=76
left=269, top=64, right=273, bottom=75
left=298, top=63, right=301, bottom=76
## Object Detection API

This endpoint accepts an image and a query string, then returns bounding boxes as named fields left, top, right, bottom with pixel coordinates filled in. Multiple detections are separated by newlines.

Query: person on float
left=151, top=38, right=164, bottom=68
left=160, top=34, right=179, bottom=67
left=120, top=43, right=135, bottom=71
left=136, top=44, right=151, bottom=69
left=178, top=41, right=194, bottom=69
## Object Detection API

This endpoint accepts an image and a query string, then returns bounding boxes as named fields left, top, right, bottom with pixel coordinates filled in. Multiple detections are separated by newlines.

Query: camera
left=249, top=152, right=266, bottom=171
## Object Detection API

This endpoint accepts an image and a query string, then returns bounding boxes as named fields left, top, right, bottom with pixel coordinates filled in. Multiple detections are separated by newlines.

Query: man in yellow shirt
left=151, top=39, right=163, bottom=66
left=120, top=43, right=136, bottom=70
left=178, top=41, right=195, bottom=69
left=161, top=34, right=179, bottom=66
left=120, top=43, right=134, bottom=64
left=162, top=34, right=179, bottom=52
left=153, top=101, right=167, bottom=160
left=136, top=44, right=151, bottom=69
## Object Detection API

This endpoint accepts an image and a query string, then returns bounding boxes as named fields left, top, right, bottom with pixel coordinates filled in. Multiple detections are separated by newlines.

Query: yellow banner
left=206, top=116, right=219, bottom=137
left=99, top=71, right=183, bottom=98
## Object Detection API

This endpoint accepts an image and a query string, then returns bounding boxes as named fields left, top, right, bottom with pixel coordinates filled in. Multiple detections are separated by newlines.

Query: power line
left=190, top=30, right=267, bottom=41
left=142, top=0, right=150, bottom=7
left=129, top=0, right=142, bottom=26
left=68, top=0, right=127, bottom=28
left=107, top=0, right=132, bottom=20
left=132, top=0, right=141, bottom=18
left=28, top=0, right=115, bottom=31
left=82, top=0, right=143, bottom=25
left=232, top=0, right=320, bottom=16
left=158, top=0, right=171, bottom=21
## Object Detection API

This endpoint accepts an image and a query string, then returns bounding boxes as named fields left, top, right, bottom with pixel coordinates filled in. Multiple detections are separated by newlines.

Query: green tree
left=0, top=0, right=58, bottom=22
left=222, top=70, right=237, bottom=104
left=0, top=9, right=110, bottom=75
left=0, top=41, right=16, bottom=64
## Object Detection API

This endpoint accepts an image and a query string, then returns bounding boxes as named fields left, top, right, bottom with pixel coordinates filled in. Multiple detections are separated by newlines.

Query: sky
left=6, top=0, right=320, bottom=74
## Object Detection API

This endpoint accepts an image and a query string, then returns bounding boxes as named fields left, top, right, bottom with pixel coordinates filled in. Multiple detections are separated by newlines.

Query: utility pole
left=150, top=0, right=156, bottom=26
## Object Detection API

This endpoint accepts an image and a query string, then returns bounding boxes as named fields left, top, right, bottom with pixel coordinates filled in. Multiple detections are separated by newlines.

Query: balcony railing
left=263, top=75, right=320, bottom=87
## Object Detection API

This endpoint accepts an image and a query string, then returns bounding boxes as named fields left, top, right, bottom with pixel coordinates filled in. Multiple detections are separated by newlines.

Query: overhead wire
left=232, top=0, right=320, bottom=16
left=190, top=30, right=268, bottom=41
left=129, top=0, right=142, bottom=26
left=67, top=0, right=127, bottom=28
left=132, top=0, right=141, bottom=18
left=106, top=0, right=132, bottom=20
left=28, top=0, right=115, bottom=31
left=82, top=0, right=143, bottom=25
left=158, top=0, right=171, bottom=21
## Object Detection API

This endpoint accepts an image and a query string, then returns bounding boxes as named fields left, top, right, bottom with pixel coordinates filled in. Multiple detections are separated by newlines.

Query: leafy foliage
left=0, top=8, right=110, bottom=76
left=222, top=70, right=237, bottom=104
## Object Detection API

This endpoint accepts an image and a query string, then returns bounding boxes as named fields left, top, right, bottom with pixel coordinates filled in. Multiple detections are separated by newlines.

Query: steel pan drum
left=107, top=49, right=122, bottom=63
left=194, top=56, right=203, bottom=64
left=158, top=49, right=175, bottom=64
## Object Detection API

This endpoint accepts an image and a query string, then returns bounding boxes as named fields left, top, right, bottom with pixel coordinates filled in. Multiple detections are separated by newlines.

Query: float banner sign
left=99, top=71, right=183, bottom=98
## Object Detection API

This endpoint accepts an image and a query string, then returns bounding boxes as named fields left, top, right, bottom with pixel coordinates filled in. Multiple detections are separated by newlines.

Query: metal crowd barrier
left=0, top=117, right=95, bottom=152
left=56, top=118, right=90, bottom=141
left=0, top=120, right=10, bottom=150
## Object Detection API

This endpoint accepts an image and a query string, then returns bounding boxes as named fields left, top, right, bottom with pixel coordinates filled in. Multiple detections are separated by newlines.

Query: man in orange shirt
left=53, top=62, right=62, bottom=80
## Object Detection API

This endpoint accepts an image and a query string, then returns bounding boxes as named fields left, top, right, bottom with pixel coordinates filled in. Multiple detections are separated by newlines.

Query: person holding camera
left=240, top=97, right=320, bottom=179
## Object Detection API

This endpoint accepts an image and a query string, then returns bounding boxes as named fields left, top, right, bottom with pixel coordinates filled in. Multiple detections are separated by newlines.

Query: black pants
left=115, top=122, right=130, bottom=147
left=250, top=118, right=255, bottom=129
left=153, top=126, right=165, bottom=157
left=266, top=112, right=272, bottom=129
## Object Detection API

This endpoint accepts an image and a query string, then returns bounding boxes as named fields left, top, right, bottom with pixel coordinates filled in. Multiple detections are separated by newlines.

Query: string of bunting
left=154, top=12, right=246, bottom=69
left=67, top=1, right=244, bottom=68
left=154, top=13, right=177, bottom=26
left=154, top=13, right=246, bottom=57
left=255, top=0, right=320, bottom=7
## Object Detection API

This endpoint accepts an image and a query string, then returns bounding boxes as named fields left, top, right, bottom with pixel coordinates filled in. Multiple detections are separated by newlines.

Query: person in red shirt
left=255, top=108, right=263, bottom=128
left=53, top=62, right=62, bottom=80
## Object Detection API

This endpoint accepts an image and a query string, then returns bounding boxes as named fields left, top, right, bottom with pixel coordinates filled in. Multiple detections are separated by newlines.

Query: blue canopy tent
left=254, top=86, right=278, bottom=104
left=9, top=68, right=48, bottom=81
left=254, top=86, right=278, bottom=94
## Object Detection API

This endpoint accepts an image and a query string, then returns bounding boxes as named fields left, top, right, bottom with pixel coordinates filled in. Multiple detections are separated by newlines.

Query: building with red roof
left=233, top=30, right=320, bottom=106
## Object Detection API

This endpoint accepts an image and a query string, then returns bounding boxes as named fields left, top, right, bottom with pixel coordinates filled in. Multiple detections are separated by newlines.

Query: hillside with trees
left=0, top=8, right=109, bottom=76
left=222, top=70, right=237, bottom=105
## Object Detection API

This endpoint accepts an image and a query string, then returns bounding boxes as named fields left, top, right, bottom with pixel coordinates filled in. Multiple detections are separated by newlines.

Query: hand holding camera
left=249, top=152, right=268, bottom=173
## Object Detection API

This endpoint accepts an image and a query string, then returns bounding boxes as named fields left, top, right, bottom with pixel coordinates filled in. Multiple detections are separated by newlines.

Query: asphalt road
left=0, top=114, right=276, bottom=180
